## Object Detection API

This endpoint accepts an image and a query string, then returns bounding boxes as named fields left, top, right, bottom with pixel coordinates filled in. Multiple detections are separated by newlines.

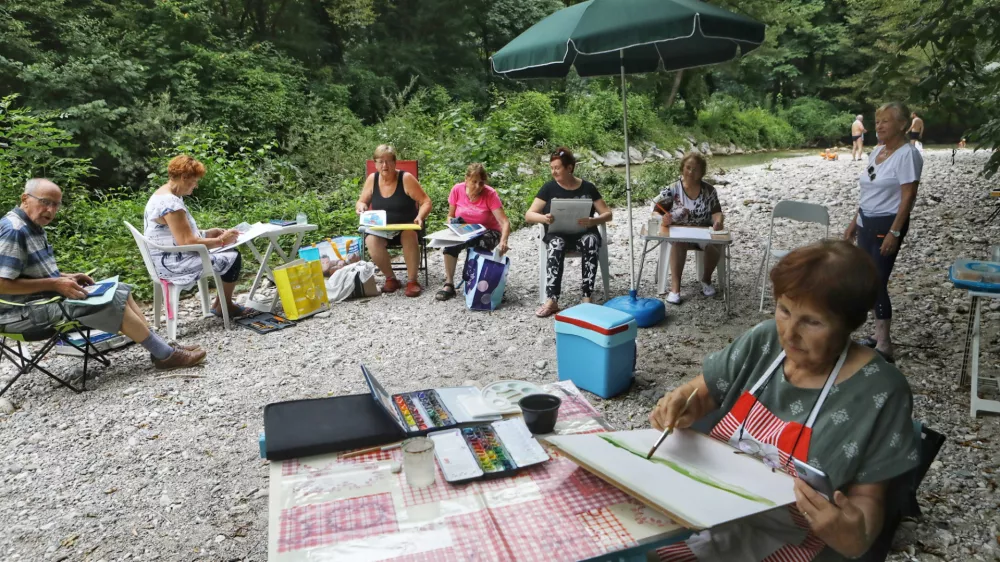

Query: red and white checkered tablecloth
left=268, top=380, right=686, bottom=561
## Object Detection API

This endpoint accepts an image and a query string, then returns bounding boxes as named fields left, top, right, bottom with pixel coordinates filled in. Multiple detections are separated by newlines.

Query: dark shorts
left=852, top=135, right=862, bottom=142
left=908, top=132, right=921, bottom=140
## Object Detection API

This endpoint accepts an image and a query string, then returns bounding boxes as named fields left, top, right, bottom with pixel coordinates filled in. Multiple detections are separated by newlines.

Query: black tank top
left=371, top=171, right=418, bottom=225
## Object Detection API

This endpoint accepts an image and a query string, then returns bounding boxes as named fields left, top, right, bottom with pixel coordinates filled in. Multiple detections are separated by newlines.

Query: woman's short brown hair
left=770, top=240, right=878, bottom=332
left=550, top=146, right=576, bottom=170
left=679, top=151, right=708, bottom=177
left=167, top=155, right=206, bottom=181
left=466, top=163, right=487, bottom=182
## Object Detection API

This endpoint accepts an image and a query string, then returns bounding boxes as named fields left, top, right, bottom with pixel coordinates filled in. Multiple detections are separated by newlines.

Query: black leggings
left=220, top=252, right=243, bottom=283
left=545, top=233, right=601, bottom=300
left=856, top=213, right=907, bottom=320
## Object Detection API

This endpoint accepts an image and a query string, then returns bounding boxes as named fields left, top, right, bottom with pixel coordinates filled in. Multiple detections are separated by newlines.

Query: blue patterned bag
left=462, top=248, right=510, bottom=311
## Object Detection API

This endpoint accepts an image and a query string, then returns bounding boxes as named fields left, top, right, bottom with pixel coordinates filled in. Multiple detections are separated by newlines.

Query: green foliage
left=696, top=94, right=804, bottom=149
left=779, top=97, right=853, bottom=146
left=489, top=91, right=554, bottom=146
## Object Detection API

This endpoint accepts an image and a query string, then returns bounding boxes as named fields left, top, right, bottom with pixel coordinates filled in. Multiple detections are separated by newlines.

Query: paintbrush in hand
left=646, top=388, right=698, bottom=459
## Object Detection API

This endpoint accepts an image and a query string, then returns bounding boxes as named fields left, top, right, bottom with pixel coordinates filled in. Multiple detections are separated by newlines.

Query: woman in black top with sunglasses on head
left=843, top=102, right=923, bottom=363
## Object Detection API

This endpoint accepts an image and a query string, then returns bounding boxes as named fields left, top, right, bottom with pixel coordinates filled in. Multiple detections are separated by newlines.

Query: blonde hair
left=373, top=144, right=397, bottom=162
left=875, top=102, right=910, bottom=125
left=465, top=163, right=487, bottom=182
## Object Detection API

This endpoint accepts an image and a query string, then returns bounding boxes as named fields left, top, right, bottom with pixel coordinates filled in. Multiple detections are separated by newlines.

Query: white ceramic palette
left=481, top=380, right=544, bottom=414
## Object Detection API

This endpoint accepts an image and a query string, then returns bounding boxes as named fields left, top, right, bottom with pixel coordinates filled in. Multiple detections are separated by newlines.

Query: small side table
left=960, top=290, right=1000, bottom=418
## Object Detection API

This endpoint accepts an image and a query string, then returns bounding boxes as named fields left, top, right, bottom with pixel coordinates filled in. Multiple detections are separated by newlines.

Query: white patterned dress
left=143, top=193, right=239, bottom=287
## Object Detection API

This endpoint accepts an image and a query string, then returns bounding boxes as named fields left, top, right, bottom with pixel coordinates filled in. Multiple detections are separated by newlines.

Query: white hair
left=856, top=114, right=863, bottom=121
left=24, top=178, right=58, bottom=195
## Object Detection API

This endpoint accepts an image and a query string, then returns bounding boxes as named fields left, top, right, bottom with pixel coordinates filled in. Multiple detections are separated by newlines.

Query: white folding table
left=960, top=290, right=1000, bottom=418
left=635, top=224, right=733, bottom=315
left=220, top=223, right=317, bottom=313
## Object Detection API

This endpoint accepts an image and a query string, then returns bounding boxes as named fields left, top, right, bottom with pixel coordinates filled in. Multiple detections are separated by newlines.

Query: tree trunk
left=665, top=70, right=684, bottom=109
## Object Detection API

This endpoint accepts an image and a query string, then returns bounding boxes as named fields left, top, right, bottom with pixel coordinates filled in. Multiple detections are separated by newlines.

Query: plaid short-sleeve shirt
left=0, top=207, right=61, bottom=322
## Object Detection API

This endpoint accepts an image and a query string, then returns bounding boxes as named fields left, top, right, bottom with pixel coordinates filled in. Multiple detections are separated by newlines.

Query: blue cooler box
left=554, top=304, right=637, bottom=398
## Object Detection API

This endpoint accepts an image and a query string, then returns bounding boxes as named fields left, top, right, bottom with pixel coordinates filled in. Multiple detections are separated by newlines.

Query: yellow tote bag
left=273, top=259, right=329, bottom=320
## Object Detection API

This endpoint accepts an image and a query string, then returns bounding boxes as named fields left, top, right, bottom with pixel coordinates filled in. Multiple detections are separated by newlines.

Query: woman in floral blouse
left=651, top=152, right=724, bottom=305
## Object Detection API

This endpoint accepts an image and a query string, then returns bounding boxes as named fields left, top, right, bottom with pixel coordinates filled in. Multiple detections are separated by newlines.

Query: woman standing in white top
left=843, top=102, right=923, bottom=362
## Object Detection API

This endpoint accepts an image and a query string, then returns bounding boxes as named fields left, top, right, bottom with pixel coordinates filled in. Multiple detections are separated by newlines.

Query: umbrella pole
left=620, top=49, right=636, bottom=292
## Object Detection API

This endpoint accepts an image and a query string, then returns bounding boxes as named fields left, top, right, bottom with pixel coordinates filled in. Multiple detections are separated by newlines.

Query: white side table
left=961, top=290, right=1000, bottom=417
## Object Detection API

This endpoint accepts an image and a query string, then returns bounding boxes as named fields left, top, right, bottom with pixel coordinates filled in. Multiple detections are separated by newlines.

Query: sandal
left=211, top=303, right=252, bottom=319
left=435, top=283, right=456, bottom=301
left=535, top=300, right=560, bottom=318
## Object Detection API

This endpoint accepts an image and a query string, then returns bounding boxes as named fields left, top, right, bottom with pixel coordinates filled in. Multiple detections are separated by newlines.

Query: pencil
left=340, top=442, right=402, bottom=459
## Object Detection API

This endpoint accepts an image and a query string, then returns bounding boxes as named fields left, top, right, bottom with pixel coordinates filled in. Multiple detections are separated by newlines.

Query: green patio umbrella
left=491, top=0, right=764, bottom=326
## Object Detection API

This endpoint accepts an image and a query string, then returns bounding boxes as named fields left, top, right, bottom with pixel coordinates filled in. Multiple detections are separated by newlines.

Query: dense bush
left=779, top=97, right=854, bottom=146
left=696, top=94, right=804, bottom=149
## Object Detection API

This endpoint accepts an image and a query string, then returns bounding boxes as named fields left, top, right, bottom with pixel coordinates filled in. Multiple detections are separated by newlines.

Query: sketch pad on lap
left=547, top=428, right=797, bottom=529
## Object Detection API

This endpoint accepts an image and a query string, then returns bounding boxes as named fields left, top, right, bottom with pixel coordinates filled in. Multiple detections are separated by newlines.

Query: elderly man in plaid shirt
left=0, top=179, right=207, bottom=370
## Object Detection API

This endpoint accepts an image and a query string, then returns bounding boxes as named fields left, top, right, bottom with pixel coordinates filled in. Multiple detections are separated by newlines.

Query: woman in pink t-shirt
left=436, top=163, right=511, bottom=301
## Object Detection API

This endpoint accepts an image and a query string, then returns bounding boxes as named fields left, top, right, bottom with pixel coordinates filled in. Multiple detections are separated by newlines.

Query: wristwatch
left=889, top=229, right=901, bottom=238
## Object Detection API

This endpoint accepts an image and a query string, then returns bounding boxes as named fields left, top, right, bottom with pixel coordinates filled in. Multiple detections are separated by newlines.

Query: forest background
left=1, top=0, right=997, bottom=297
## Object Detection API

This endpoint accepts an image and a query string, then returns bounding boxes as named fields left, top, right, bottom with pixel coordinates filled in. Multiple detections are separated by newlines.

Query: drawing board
left=546, top=429, right=796, bottom=529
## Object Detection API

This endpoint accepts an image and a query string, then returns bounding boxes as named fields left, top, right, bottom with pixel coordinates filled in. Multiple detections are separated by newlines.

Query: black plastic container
left=518, top=394, right=562, bottom=434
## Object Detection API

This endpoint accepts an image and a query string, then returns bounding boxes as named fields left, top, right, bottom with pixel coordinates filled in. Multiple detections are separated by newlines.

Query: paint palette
left=429, top=418, right=550, bottom=483
left=392, top=390, right=456, bottom=432
left=481, top=380, right=544, bottom=414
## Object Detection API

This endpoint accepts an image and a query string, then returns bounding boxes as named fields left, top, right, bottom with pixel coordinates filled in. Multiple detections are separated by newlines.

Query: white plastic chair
left=124, top=221, right=231, bottom=340
left=537, top=223, right=611, bottom=304
left=754, top=200, right=830, bottom=311
left=654, top=242, right=728, bottom=295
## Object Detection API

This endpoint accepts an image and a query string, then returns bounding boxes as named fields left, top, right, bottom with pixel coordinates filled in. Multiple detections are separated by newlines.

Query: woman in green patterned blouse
left=649, top=240, right=919, bottom=562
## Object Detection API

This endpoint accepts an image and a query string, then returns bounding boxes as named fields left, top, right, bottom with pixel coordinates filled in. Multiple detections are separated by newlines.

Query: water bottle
left=296, top=212, right=307, bottom=225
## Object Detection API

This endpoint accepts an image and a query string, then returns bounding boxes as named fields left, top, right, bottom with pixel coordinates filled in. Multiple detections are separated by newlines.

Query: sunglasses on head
left=867, top=165, right=876, bottom=181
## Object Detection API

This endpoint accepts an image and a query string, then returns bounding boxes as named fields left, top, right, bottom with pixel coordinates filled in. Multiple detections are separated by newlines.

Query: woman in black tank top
left=355, top=145, right=432, bottom=297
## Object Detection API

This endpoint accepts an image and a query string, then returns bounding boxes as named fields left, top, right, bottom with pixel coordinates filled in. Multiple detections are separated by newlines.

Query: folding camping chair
left=0, top=296, right=111, bottom=397
left=361, top=160, right=429, bottom=286
left=754, top=200, right=830, bottom=311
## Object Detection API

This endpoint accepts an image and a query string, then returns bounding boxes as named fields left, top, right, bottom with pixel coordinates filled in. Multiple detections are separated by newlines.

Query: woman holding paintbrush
left=648, top=240, right=918, bottom=562
left=650, top=152, right=725, bottom=305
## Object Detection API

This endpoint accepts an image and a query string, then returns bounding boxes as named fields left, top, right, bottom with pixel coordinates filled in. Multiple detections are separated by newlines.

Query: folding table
left=960, top=290, right=1000, bottom=417
left=227, top=223, right=317, bottom=313
left=635, top=224, right=733, bottom=314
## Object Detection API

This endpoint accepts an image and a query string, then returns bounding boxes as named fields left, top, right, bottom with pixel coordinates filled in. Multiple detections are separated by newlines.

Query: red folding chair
left=362, top=160, right=428, bottom=286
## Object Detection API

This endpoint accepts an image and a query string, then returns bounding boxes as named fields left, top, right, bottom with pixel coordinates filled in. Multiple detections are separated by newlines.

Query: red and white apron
left=655, top=345, right=849, bottom=562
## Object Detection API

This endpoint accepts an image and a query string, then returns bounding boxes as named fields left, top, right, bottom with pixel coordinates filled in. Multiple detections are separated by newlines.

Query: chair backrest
left=771, top=200, right=829, bottom=226
left=124, top=221, right=161, bottom=283
left=365, top=160, right=419, bottom=179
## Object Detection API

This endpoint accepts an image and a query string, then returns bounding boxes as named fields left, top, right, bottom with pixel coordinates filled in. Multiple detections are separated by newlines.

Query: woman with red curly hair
left=143, top=155, right=247, bottom=320
left=649, top=240, right=918, bottom=562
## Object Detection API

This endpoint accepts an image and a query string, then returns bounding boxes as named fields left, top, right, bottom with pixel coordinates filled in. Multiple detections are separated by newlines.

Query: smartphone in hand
left=792, top=458, right=834, bottom=499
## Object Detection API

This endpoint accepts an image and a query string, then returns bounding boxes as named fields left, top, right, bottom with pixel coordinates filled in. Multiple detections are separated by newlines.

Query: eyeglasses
left=26, top=193, right=62, bottom=209
left=867, top=165, right=876, bottom=181
left=734, top=438, right=782, bottom=472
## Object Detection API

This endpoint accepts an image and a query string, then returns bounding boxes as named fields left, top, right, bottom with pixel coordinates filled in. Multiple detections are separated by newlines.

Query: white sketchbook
left=547, top=429, right=797, bottom=529
left=211, top=222, right=283, bottom=253
left=666, top=226, right=714, bottom=240
left=548, top=198, right=593, bottom=234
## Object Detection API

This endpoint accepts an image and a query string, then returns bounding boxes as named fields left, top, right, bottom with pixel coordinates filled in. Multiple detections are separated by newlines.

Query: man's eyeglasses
left=867, top=165, right=876, bottom=181
left=26, top=193, right=62, bottom=209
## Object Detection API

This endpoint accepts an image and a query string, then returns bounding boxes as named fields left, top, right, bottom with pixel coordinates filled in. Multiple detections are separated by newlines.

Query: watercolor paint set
left=429, top=418, right=550, bottom=483
left=362, top=365, right=501, bottom=437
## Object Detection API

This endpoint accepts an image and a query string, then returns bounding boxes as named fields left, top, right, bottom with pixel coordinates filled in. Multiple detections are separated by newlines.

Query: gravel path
left=1, top=149, right=997, bottom=561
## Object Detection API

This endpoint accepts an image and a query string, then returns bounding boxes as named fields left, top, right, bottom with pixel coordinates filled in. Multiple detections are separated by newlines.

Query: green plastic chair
left=0, top=296, right=111, bottom=397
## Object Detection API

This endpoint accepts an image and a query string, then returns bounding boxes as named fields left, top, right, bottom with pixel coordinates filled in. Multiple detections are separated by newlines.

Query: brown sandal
left=535, top=300, right=560, bottom=318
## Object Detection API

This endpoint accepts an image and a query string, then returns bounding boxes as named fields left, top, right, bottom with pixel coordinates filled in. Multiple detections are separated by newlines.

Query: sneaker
left=381, top=277, right=401, bottom=294
left=405, top=281, right=422, bottom=297
left=152, top=347, right=207, bottom=371
left=701, top=282, right=716, bottom=297
left=666, top=292, right=681, bottom=305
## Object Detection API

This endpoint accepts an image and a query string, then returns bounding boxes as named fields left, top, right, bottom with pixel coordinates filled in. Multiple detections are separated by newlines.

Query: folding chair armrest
left=0, top=295, right=64, bottom=307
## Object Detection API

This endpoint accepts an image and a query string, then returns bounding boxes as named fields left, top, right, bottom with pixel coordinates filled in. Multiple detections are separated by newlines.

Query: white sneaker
left=666, top=292, right=681, bottom=305
left=701, top=283, right=716, bottom=297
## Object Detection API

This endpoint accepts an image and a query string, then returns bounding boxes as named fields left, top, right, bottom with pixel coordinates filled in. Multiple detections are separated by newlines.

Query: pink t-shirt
left=448, top=183, right=503, bottom=232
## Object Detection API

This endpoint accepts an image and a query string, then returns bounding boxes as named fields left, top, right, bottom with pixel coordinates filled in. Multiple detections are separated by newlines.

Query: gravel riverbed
left=1, top=148, right=998, bottom=561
